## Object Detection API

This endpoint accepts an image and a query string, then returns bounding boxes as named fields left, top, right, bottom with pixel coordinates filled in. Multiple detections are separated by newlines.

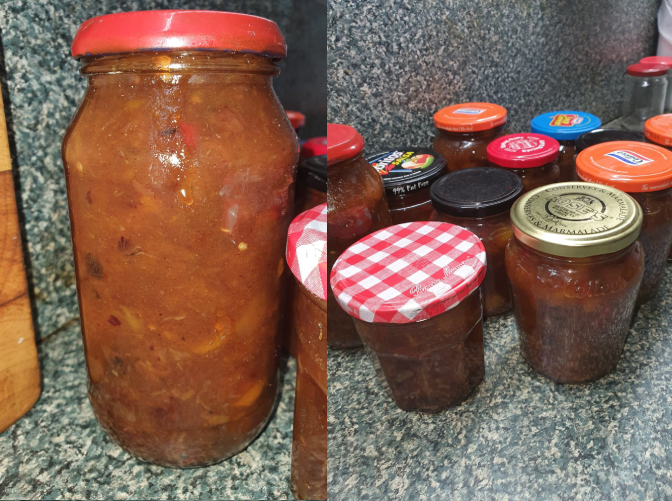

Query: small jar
left=644, top=114, right=672, bottom=150
left=301, top=136, right=327, bottom=159
left=432, top=102, right=507, bottom=171
left=366, top=148, right=447, bottom=224
left=327, top=124, right=393, bottom=349
left=640, top=56, right=672, bottom=113
left=576, top=141, right=672, bottom=305
left=286, top=110, right=306, bottom=138
left=530, top=111, right=602, bottom=182
left=487, top=133, right=560, bottom=193
left=430, top=168, right=523, bottom=317
left=622, top=63, right=668, bottom=131
left=330, top=222, right=486, bottom=413
left=575, top=128, right=646, bottom=154
left=506, top=183, right=644, bottom=383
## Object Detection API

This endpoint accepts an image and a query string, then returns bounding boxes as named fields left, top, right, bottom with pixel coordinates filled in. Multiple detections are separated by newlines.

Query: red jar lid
left=71, top=10, right=287, bottom=59
left=327, top=124, right=365, bottom=167
left=286, top=111, right=306, bottom=130
left=626, top=63, right=669, bottom=77
left=286, top=204, right=327, bottom=300
left=434, top=102, right=507, bottom=133
left=487, top=133, right=560, bottom=169
left=301, top=137, right=327, bottom=159
left=640, top=56, right=672, bottom=68
left=644, top=114, right=672, bottom=146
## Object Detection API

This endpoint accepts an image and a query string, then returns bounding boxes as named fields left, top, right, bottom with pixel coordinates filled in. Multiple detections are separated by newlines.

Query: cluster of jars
left=327, top=103, right=672, bottom=413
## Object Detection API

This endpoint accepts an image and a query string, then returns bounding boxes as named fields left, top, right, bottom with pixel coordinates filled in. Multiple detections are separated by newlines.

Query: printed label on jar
left=500, top=136, right=545, bottom=153
left=368, top=149, right=444, bottom=197
left=453, top=108, right=486, bottom=115
left=605, top=150, right=653, bottom=166
left=549, top=114, right=584, bottom=127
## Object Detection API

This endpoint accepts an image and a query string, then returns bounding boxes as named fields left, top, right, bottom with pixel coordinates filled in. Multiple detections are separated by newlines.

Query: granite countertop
left=0, top=323, right=296, bottom=500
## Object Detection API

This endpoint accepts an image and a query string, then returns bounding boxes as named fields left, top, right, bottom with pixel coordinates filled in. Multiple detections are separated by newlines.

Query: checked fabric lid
left=286, top=203, right=327, bottom=300
left=330, top=222, right=486, bottom=324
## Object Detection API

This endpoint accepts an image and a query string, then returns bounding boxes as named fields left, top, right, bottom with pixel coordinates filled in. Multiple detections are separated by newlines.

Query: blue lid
left=530, top=111, right=602, bottom=141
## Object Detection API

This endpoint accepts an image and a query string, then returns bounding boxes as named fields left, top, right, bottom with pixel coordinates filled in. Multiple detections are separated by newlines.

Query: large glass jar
left=622, top=63, right=668, bottom=131
left=62, top=11, right=298, bottom=467
left=432, top=102, right=507, bottom=171
left=576, top=141, right=672, bottom=304
left=327, top=124, right=393, bottom=349
left=330, top=222, right=487, bottom=413
left=430, top=168, right=523, bottom=317
left=506, top=183, right=644, bottom=383
left=366, top=148, right=447, bottom=224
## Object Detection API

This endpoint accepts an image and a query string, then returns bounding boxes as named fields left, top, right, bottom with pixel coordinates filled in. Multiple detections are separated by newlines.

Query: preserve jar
left=330, top=222, right=487, bottom=412
left=301, top=136, right=327, bottom=159
left=576, top=141, right=672, bottom=304
left=62, top=11, right=298, bottom=467
left=366, top=147, right=447, bottom=224
left=430, top=167, right=523, bottom=316
left=327, top=123, right=393, bottom=349
left=530, top=111, right=602, bottom=182
left=286, top=110, right=306, bottom=137
left=575, top=128, right=646, bottom=154
left=286, top=204, right=327, bottom=501
left=487, top=133, right=560, bottom=193
left=622, top=63, right=668, bottom=131
left=432, top=102, right=507, bottom=171
left=644, top=113, right=672, bottom=150
left=640, top=56, right=672, bottom=112
left=506, top=183, right=644, bottom=383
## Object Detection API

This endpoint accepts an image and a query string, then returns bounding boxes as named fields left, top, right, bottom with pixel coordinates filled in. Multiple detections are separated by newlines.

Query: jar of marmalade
left=432, top=102, right=507, bottom=171
left=644, top=114, right=672, bottom=150
left=506, top=183, right=644, bottom=383
left=327, top=124, right=393, bottom=349
left=330, top=222, right=486, bottom=412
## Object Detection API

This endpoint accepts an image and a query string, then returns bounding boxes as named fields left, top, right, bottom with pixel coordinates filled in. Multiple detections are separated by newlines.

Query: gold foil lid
left=510, top=182, right=643, bottom=258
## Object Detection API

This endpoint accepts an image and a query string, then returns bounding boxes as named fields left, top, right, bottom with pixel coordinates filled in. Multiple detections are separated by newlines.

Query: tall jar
left=640, top=56, right=672, bottom=113
left=62, top=11, right=298, bottom=467
left=621, top=63, right=668, bottom=131
left=327, top=124, right=393, bottom=349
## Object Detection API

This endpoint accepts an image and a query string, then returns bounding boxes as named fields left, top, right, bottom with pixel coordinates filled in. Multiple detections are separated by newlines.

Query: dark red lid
left=71, top=10, right=287, bottom=59
left=487, top=133, right=560, bottom=169
left=327, top=124, right=365, bottom=166
left=626, top=63, right=669, bottom=77
left=301, top=136, right=327, bottom=159
left=640, top=56, right=672, bottom=68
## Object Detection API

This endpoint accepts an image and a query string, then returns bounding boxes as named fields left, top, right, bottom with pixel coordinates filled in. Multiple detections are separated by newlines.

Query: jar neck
left=436, top=124, right=504, bottom=139
left=514, top=237, right=636, bottom=264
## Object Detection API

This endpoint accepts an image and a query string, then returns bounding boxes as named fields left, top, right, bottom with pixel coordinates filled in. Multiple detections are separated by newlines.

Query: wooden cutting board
left=0, top=95, right=40, bottom=434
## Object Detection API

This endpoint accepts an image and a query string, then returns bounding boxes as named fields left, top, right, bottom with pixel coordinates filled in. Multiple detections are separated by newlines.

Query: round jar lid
left=575, top=141, right=672, bottom=192
left=430, top=167, right=523, bottom=218
left=640, top=56, right=672, bottom=68
left=511, top=182, right=643, bottom=258
left=626, top=63, right=668, bottom=77
left=327, top=124, right=365, bottom=167
left=366, top=148, right=447, bottom=199
left=330, top=222, right=486, bottom=324
left=301, top=137, right=327, bottom=158
left=487, top=133, right=560, bottom=169
left=297, top=155, right=327, bottom=192
left=433, top=102, right=507, bottom=133
left=286, top=111, right=306, bottom=130
left=644, top=114, right=672, bottom=146
left=575, top=129, right=646, bottom=153
left=286, top=204, right=327, bottom=300
left=71, top=10, right=287, bottom=59
left=530, top=111, right=602, bottom=141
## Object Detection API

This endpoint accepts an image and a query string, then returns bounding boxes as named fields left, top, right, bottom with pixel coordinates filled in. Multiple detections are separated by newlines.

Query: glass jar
left=622, top=63, right=668, bottom=131
left=430, top=167, right=523, bottom=317
left=487, top=133, right=560, bottom=193
left=640, top=56, right=672, bottom=113
left=530, top=111, right=602, bottom=182
left=330, top=222, right=487, bottom=413
left=506, top=183, right=644, bottom=383
left=576, top=141, right=672, bottom=304
left=366, top=148, right=447, bottom=224
left=62, top=11, right=297, bottom=467
left=327, top=124, right=393, bottom=349
left=432, top=102, right=507, bottom=171
left=644, top=113, right=672, bottom=150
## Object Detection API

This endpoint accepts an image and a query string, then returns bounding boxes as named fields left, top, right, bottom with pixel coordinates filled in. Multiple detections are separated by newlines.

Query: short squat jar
left=576, top=141, right=672, bottom=305
left=432, top=102, right=507, bottom=171
left=366, top=147, right=447, bottom=224
left=430, top=168, right=522, bottom=316
left=506, top=183, right=644, bottom=383
left=330, top=222, right=487, bottom=412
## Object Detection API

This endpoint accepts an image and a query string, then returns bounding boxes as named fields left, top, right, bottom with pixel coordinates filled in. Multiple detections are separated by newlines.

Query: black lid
left=575, top=128, right=647, bottom=153
left=297, top=154, right=327, bottom=192
left=366, top=148, right=447, bottom=198
left=430, top=167, right=524, bottom=218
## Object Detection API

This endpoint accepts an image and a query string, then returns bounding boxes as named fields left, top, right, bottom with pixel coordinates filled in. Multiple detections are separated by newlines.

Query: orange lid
left=644, top=114, right=672, bottom=146
left=433, top=102, right=507, bottom=133
left=575, top=141, right=672, bottom=192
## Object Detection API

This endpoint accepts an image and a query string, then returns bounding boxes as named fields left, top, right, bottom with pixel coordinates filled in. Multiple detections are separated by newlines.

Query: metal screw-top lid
left=510, top=182, right=643, bottom=258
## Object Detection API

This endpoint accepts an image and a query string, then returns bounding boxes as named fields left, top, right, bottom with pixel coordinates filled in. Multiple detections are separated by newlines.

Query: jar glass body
left=387, top=185, right=435, bottom=224
left=505, top=238, right=644, bottom=383
left=62, top=52, right=298, bottom=467
left=557, top=139, right=577, bottom=182
left=622, top=74, right=667, bottom=131
left=493, top=161, right=560, bottom=194
left=433, top=125, right=505, bottom=172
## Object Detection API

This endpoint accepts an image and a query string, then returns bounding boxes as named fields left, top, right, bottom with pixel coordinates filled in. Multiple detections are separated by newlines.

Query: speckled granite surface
left=328, top=0, right=661, bottom=152
left=328, top=264, right=672, bottom=500
left=0, top=323, right=296, bottom=500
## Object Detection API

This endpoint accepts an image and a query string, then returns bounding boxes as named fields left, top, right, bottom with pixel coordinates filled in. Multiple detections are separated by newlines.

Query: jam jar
left=487, top=133, right=560, bottom=193
left=327, top=124, right=393, bottom=349
left=530, top=111, right=601, bottom=182
left=286, top=204, right=327, bottom=501
left=366, top=148, right=447, bottom=224
left=576, top=141, right=672, bottom=305
left=330, top=222, right=487, bottom=412
left=432, top=102, right=507, bottom=171
left=430, top=168, right=523, bottom=317
left=575, top=128, right=646, bottom=154
left=644, top=114, right=672, bottom=150
left=506, top=183, right=644, bottom=383
left=62, top=11, right=298, bottom=467
left=301, top=136, right=327, bottom=159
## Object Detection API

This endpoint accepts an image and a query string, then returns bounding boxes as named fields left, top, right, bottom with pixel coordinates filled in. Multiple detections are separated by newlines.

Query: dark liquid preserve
left=433, top=126, right=504, bottom=171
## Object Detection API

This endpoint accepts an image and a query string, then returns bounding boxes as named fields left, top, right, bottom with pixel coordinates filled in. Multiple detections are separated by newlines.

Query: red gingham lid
left=487, top=133, right=560, bottom=169
left=330, top=222, right=486, bottom=324
left=286, top=204, right=327, bottom=300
